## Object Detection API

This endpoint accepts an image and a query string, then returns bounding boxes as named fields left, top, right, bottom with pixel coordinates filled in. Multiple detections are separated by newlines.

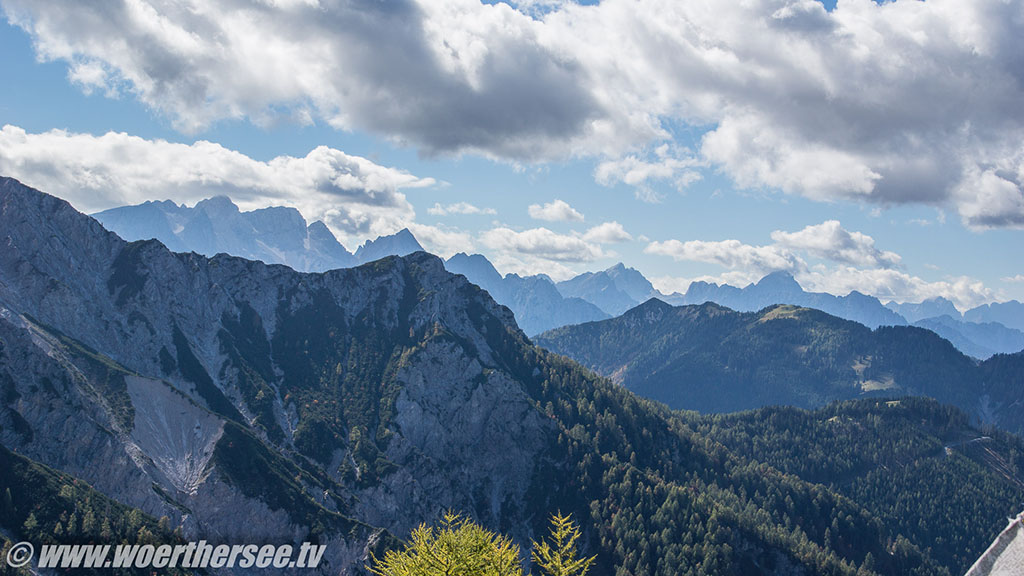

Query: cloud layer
left=6, top=0, right=1024, bottom=226
left=645, top=220, right=996, bottom=309
left=0, top=124, right=433, bottom=244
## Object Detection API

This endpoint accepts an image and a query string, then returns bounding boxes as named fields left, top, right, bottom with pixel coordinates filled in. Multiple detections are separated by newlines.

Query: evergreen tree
left=369, top=512, right=522, bottom=576
left=532, top=513, right=595, bottom=576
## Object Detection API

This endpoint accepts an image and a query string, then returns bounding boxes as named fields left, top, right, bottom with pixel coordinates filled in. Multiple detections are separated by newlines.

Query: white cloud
left=485, top=252, right=580, bottom=283
left=527, top=199, right=584, bottom=222
left=651, top=267, right=997, bottom=311
left=427, top=202, right=496, bottom=216
left=594, top=144, right=702, bottom=201
left=644, top=219, right=998, bottom=309
left=800, top=266, right=995, bottom=311
left=0, top=124, right=434, bottom=245
left=770, top=220, right=901, bottom=269
left=644, top=239, right=801, bottom=275
left=582, top=221, right=632, bottom=243
left=953, top=163, right=1024, bottom=229
left=646, top=220, right=900, bottom=273
left=7, top=0, right=1024, bottom=225
left=1003, top=275, right=1024, bottom=284
left=406, top=223, right=474, bottom=259
left=2, top=0, right=603, bottom=161
left=480, top=226, right=605, bottom=263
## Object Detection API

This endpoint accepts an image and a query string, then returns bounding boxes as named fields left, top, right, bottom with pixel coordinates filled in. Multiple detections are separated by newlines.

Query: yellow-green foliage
left=369, top=513, right=595, bottom=576
left=531, top=513, right=596, bottom=576
left=369, top=513, right=523, bottom=576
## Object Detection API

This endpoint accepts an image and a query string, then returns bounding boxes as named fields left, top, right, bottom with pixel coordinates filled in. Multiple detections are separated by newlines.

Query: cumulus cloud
left=651, top=267, right=997, bottom=310
left=645, top=239, right=801, bottom=276
left=406, top=223, right=474, bottom=259
left=646, top=220, right=900, bottom=273
left=528, top=199, right=584, bottom=222
left=1003, top=275, right=1024, bottom=284
left=7, top=0, right=1024, bottom=225
left=582, top=221, right=633, bottom=243
left=427, top=202, right=496, bottom=216
left=800, top=266, right=996, bottom=311
left=594, top=144, right=702, bottom=201
left=770, top=220, right=901, bottom=269
left=645, top=219, right=998, bottom=309
left=480, top=226, right=605, bottom=263
left=0, top=124, right=434, bottom=244
left=1, top=0, right=603, bottom=161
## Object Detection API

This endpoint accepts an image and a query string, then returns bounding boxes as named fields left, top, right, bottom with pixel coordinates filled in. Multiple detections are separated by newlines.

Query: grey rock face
left=0, top=177, right=552, bottom=574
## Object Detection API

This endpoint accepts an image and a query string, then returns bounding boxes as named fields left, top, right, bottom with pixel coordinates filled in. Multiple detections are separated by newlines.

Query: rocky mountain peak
left=354, top=227, right=424, bottom=263
left=753, top=270, right=802, bottom=293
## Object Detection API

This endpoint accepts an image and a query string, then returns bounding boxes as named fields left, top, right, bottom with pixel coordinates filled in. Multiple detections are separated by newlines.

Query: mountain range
left=94, top=195, right=1024, bottom=359
left=666, top=270, right=907, bottom=328
left=3, top=176, right=1024, bottom=575
left=444, top=253, right=609, bottom=335
left=555, top=263, right=661, bottom=316
left=94, top=196, right=424, bottom=272
left=535, top=299, right=1024, bottom=436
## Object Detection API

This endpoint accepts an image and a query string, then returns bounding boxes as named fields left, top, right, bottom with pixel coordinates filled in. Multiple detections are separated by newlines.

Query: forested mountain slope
left=536, top=299, right=1024, bottom=436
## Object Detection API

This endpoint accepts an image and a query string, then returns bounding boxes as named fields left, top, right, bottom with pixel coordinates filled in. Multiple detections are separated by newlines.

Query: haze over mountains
left=94, top=196, right=1024, bottom=358
left=444, top=252, right=609, bottom=335
left=4, top=176, right=1024, bottom=575
left=536, top=299, right=1024, bottom=436
left=94, top=197, right=425, bottom=272
left=94, top=196, right=360, bottom=271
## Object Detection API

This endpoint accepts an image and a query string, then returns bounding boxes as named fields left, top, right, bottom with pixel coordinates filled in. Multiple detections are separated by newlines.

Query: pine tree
left=22, top=512, right=38, bottom=535
left=100, top=518, right=113, bottom=542
left=531, top=513, right=596, bottom=576
left=368, top=512, right=522, bottom=576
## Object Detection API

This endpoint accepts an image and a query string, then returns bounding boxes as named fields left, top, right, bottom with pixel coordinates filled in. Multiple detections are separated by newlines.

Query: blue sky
left=0, top=0, right=1021, bottom=308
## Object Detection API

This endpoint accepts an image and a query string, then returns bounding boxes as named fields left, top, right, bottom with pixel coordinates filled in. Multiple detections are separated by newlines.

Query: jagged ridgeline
left=0, top=177, right=1022, bottom=575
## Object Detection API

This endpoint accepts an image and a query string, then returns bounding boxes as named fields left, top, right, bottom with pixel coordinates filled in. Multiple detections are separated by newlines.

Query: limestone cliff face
left=0, top=177, right=552, bottom=574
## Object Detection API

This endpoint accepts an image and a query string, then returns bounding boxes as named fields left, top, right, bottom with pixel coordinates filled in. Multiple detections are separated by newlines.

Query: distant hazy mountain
left=888, top=297, right=962, bottom=323
left=913, top=315, right=1024, bottom=360
left=94, top=196, right=358, bottom=270
left=667, top=270, right=908, bottom=329
left=353, top=228, right=423, bottom=263
left=445, top=253, right=608, bottom=335
left=556, top=263, right=659, bottom=316
left=966, top=300, right=1024, bottom=332
left=536, top=299, right=1024, bottom=436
